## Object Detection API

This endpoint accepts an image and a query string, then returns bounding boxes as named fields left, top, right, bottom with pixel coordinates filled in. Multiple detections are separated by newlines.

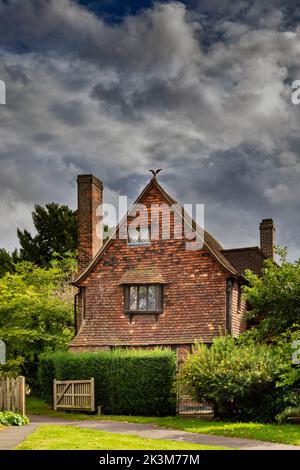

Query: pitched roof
left=118, top=267, right=169, bottom=285
left=73, top=177, right=238, bottom=285
left=221, top=246, right=267, bottom=276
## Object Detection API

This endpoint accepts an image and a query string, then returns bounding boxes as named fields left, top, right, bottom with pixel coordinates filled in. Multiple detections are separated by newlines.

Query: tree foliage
left=0, top=248, right=19, bottom=277
left=180, top=332, right=300, bottom=422
left=17, top=203, right=77, bottom=266
left=243, top=248, right=300, bottom=337
left=0, top=254, right=76, bottom=383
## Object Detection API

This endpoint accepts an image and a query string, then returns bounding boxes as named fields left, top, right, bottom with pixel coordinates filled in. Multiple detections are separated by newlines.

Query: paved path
left=0, top=423, right=38, bottom=450
left=0, top=414, right=299, bottom=450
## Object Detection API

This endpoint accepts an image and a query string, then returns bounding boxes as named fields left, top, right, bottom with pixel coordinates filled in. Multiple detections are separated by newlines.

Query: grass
left=15, top=425, right=227, bottom=450
left=27, top=397, right=300, bottom=446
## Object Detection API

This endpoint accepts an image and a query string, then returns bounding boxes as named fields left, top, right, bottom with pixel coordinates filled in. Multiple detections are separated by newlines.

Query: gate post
left=91, top=377, right=95, bottom=412
left=17, top=376, right=26, bottom=415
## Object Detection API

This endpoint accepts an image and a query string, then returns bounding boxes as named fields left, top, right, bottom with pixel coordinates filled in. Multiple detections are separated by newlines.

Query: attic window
left=124, top=285, right=163, bottom=314
left=128, top=226, right=150, bottom=244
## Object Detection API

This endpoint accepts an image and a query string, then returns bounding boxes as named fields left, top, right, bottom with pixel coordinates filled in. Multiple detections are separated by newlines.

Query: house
left=69, top=173, right=275, bottom=357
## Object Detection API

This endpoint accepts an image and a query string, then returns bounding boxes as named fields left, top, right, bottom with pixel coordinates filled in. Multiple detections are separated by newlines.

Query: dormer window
left=128, top=225, right=150, bottom=244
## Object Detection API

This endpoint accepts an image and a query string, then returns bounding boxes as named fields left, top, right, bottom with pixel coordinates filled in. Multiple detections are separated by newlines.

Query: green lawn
left=15, top=425, right=227, bottom=450
left=27, top=397, right=300, bottom=446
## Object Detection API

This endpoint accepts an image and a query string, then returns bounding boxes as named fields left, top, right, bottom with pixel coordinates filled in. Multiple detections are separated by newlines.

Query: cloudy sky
left=1, top=0, right=300, bottom=259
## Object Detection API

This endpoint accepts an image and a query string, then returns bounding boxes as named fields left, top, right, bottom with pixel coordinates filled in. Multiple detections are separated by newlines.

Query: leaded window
left=125, top=285, right=163, bottom=313
left=128, top=226, right=150, bottom=244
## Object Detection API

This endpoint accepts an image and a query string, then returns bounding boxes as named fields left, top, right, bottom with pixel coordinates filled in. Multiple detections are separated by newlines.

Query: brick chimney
left=259, top=218, right=275, bottom=259
left=77, top=175, right=103, bottom=272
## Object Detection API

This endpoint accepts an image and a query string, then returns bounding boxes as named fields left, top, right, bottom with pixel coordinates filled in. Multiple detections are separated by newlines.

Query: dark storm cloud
left=50, top=100, right=87, bottom=126
left=188, top=0, right=300, bottom=29
left=91, top=82, right=138, bottom=119
left=0, top=0, right=300, bottom=260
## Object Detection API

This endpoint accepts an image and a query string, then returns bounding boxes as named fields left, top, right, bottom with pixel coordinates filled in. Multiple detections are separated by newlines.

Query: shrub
left=38, top=348, right=177, bottom=416
left=0, top=411, right=29, bottom=426
left=180, top=333, right=298, bottom=422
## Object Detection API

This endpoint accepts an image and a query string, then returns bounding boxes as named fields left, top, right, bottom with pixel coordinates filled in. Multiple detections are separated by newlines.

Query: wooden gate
left=53, top=378, right=95, bottom=412
left=0, top=376, right=26, bottom=415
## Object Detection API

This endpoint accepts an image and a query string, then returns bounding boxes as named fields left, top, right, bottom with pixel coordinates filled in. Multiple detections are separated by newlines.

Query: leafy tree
left=244, top=248, right=300, bottom=337
left=0, top=248, right=19, bottom=277
left=0, top=253, right=76, bottom=384
left=17, top=203, right=77, bottom=266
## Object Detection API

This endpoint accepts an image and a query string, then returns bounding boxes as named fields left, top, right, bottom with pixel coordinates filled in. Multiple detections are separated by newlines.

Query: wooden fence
left=0, top=376, right=26, bottom=415
left=53, top=378, right=95, bottom=412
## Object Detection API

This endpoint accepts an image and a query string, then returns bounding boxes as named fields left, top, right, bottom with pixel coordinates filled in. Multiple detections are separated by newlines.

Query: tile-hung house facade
left=70, top=174, right=275, bottom=357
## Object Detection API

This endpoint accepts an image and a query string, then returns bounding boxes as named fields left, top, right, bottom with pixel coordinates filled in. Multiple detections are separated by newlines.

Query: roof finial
left=148, top=169, right=162, bottom=179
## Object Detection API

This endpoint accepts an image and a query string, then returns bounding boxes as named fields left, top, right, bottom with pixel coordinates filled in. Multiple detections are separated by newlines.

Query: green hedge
left=38, top=349, right=177, bottom=416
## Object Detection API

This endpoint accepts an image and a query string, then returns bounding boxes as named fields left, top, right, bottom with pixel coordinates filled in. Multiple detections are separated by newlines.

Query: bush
left=0, top=411, right=29, bottom=426
left=38, top=348, right=177, bottom=416
left=180, top=332, right=298, bottom=422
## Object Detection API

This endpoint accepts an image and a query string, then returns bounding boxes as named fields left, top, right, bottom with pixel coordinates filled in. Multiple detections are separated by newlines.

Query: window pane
left=138, top=286, right=147, bottom=310
left=128, top=226, right=139, bottom=243
left=140, top=226, right=150, bottom=242
left=129, top=286, right=138, bottom=310
left=126, top=285, right=162, bottom=313
left=148, top=285, right=156, bottom=310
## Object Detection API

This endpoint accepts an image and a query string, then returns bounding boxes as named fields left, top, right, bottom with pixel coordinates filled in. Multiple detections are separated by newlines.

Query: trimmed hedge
left=38, top=349, right=177, bottom=416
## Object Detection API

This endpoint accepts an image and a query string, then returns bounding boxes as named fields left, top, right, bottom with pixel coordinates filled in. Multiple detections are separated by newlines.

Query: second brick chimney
left=260, top=218, right=275, bottom=260
left=77, top=174, right=103, bottom=272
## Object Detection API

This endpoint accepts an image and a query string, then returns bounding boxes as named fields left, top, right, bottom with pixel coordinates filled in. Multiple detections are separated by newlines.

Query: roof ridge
left=222, top=246, right=260, bottom=252
left=222, top=246, right=268, bottom=258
